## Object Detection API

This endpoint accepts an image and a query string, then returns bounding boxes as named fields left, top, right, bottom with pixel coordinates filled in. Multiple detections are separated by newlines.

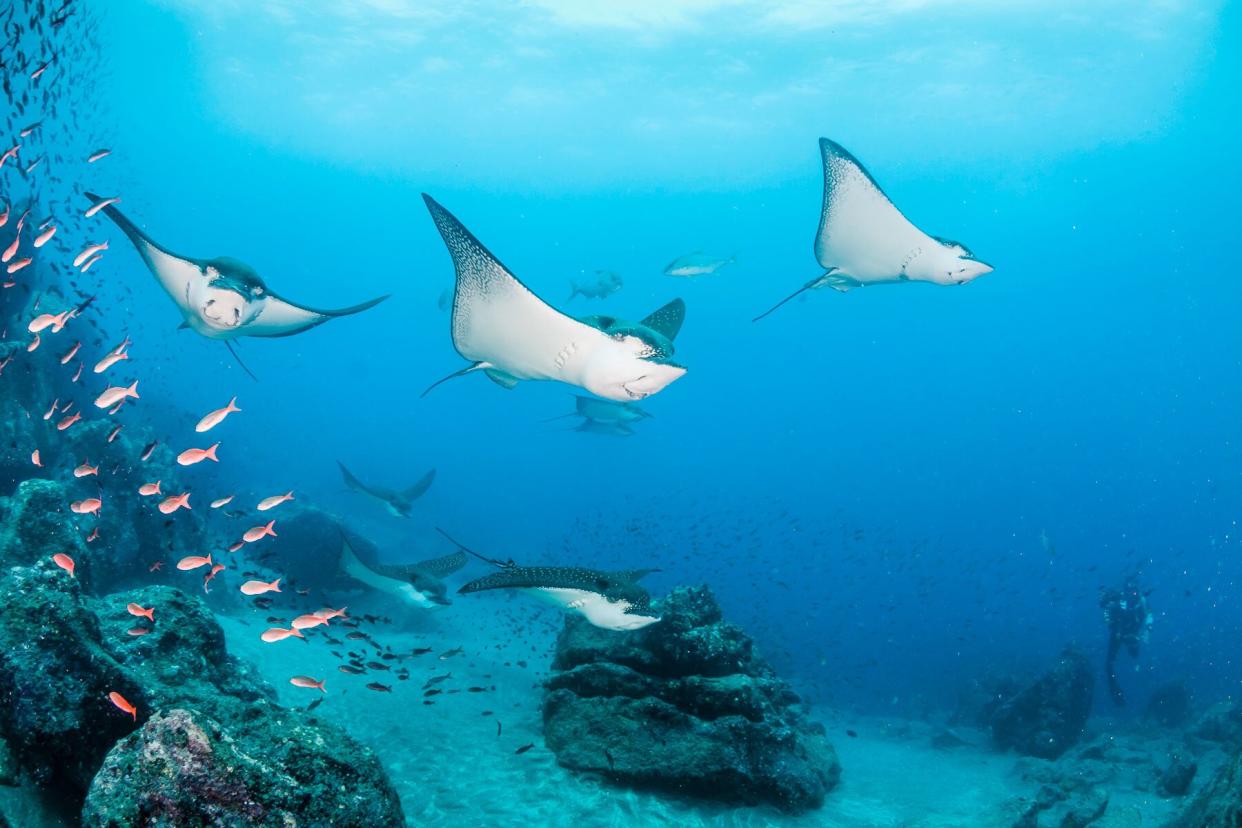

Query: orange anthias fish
left=228, top=540, right=245, bottom=553
left=210, top=495, right=234, bottom=509
left=60, top=341, right=81, bottom=364
left=30, top=449, right=41, bottom=467
left=52, top=553, right=75, bottom=576
left=256, top=491, right=294, bottom=512
left=195, top=397, right=240, bottom=433
left=291, top=614, right=328, bottom=630
left=313, top=607, right=348, bottom=620
left=73, top=461, right=99, bottom=478
left=73, top=241, right=108, bottom=268
left=138, top=481, right=161, bottom=497
left=176, top=554, right=212, bottom=571
left=149, top=561, right=164, bottom=572
left=242, top=521, right=277, bottom=544
left=28, top=311, right=69, bottom=333
left=240, top=578, right=281, bottom=596
left=176, top=443, right=219, bottom=466
left=56, top=411, right=80, bottom=431
left=127, top=626, right=151, bottom=637
left=107, top=691, right=137, bottom=722
left=290, top=676, right=326, bottom=693
left=86, top=527, right=100, bottom=543
left=85, top=196, right=121, bottom=218
left=203, top=563, right=225, bottom=593
left=260, top=627, right=304, bottom=644
left=126, top=603, right=155, bottom=622
left=94, top=349, right=129, bottom=375
left=94, top=381, right=139, bottom=409
left=70, top=498, right=102, bottom=515
left=159, top=493, right=191, bottom=514
left=33, top=224, right=56, bottom=247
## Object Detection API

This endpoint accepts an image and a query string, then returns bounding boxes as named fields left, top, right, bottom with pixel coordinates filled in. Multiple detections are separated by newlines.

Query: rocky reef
left=990, top=647, right=1094, bottom=759
left=542, top=585, right=839, bottom=814
left=82, top=707, right=403, bottom=828
left=0, top=555, right=404, bottom=825
left=1171, top=745, right=1242, bottom=827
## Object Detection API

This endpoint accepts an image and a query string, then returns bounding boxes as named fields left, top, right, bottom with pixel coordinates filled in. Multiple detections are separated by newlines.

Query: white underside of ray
left=530, top=587, right=660, bottom=631
left=242, top=296, right=329, bottom=337
left=341, top=543, right=437, bottom=609
left=456, top=277, right=624, bottom=386
left=136, top=239, right=207, bottom=318
left=815, top=147, right=937, bottom=285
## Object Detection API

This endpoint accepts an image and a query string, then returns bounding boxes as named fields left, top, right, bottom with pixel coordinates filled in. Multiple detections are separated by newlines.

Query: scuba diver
left=1099, top=572, right=1154, bottom=706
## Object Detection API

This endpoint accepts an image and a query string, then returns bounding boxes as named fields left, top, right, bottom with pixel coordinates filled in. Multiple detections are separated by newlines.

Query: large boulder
left=542, top=585, right=839, bottom=814
left=81, top=708, right=404, bottom=828
left=0, top=563, right=143, bottom=792
left=1170, top=746, right=1242, bottom=827
left=0, top=478, right=89, bottom=573
left=992, top=648, right=1094, bottom=759
left=0, top=561, right=404, bottom=824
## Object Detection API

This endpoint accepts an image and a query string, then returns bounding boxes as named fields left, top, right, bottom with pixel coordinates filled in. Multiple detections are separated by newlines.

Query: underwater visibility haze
left=1, top=0, right=1241, bottom=825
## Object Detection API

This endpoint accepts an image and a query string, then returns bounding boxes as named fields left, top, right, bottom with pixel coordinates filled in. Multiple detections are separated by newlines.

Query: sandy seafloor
left=205, top=593, right=1191, bottom=828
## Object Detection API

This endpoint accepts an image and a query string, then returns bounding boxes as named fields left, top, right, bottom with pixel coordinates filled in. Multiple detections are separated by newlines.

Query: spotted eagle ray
left=338, top=461, right=435, bottom=518
left=420, top=194, right=686, bottom=402
left=753, top=138, right=993, bottom=320
left=84, top=192, right=387, bottom=372
left=459, top=565, right=661, bottom=631
left=338, top=534, right=467, bottom=608
left=577, top=296, right=685, bottom=361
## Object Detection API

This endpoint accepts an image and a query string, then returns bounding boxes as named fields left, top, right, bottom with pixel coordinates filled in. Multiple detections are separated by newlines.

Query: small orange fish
left=256, top=491, right=294, bottom=512
left=42, top=398, right=58, bottom=420
left=107, top=425, right=123, bottom=443
left=149, top=561, right=164, bottom=572
left=73, top=241, right=108, bottom=268
left=86, top=527, right=100, bottom=543
left=94, top=349, right=129, bottom=375
left=210, top=495, right=234, bottom=509
left=203, top=563, right=225, bottom=593
left=126, top=603, right=155, bottom=621
left=242, top=521, right=277, bottom=544
left=28, top=311, right=69, bottom=333
left=27, top=333, right=40, bottom=352
left=73, top=461, right=99, bottom=478
left=80, top=254, right=104, bottom=273
left=60, top=342, right=81, bottom=364
left=85, top=196, right=120, bottom=218
left=290, top=676, right=326, bottom=693
left=88, top=148, right=112, bottom=163
left=30, top=449, right=41, bottom=467
left=126, top=626, right=151, bottom=636
left=176, top=443, right=219, bottom=466
left=240, top=578, right=281, bottom=596
left=107, top=691, right=137, bottom=722
left=33, top=224, right=56, bottom=247
left=260, top=627, right=304, bottom=643
left=228, top=540, right=245, bottom=553
left=138, top=481, right=161, bottom=497
left=195, top=397, right=240, bottom=433
left=158, top=492, right=191, bottom=514
left=1, top=232, right=19, bottom=263
left=6, top=257, right=32, bottom=274
left=72, top=362, right=83, bottom=382
left=94, top=381, right=139, bottom=409
left=313, top=606, right=348, bottom=620
left=291, top=613, right=328, bottom=630
left=176, top=554, right=212, bottom=571
left=70, top=498, right=102, bottom=515
left=56, top=411, right=80, bottom=431
left=52, top=553, right=75, bottom=576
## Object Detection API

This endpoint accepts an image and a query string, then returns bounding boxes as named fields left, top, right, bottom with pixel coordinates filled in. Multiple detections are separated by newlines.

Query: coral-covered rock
left=542, top=585, right=839, bottom=814
left=1145, top=681, right=1193, bottom=728
left=991, top=648, right=1094, bottom=759
left=0, top=479, right=90, bottom=574
left=80, top=708, right=404, bottom=828
left=1158, top=754, right=1198, bottom=797
left=1170, top=746, right=1242, bottom=827
left=0, top=563, right=144, bottom=793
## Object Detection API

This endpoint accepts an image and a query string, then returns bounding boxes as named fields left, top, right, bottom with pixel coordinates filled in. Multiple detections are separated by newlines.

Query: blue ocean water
left=2, top=1, right=1241, bottom=824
